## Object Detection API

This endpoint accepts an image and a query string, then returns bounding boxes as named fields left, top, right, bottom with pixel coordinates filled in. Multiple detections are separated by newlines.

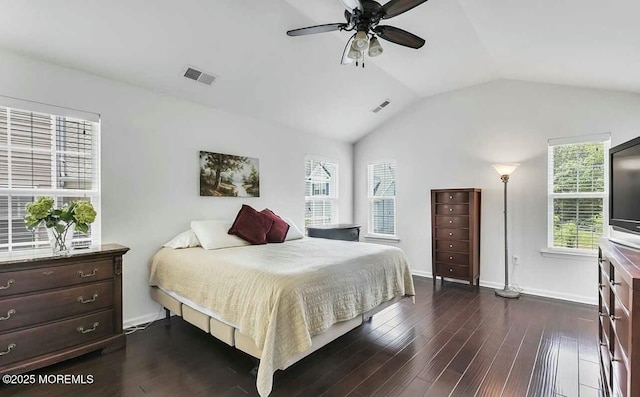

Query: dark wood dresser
left=0, top=244, right=129, bottom=375
left=599, top=239, right=640, bottom=397
left=307, top=224, right=361, bottom=241
left=431, top=188, right=481, bottom=287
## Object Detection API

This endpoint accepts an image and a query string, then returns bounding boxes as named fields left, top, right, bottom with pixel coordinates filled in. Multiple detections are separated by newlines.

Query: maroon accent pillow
left=260, top=209, right=290, bottom=243
left=228, top=205, right=274, bottom=245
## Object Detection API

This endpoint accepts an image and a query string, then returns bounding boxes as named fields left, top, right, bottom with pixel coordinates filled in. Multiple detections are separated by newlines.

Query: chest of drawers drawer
left=0, top=309, right=114, bottom=367
left=435, top=216, right=469, bottom=228
left=0, top=258, right=113, bottom=298
left=435, top=192, right=469, bottom=204
left=435, top=204, right=469, bottom=216
left=435, top=252, right=469, bottom=266
left=435, top=263, right=469, bottom=279
left=0, top=281, right=113, bottom=333
left=435, top=240, right=469, bottom=253
left=435, top=228, right=470, bottom=241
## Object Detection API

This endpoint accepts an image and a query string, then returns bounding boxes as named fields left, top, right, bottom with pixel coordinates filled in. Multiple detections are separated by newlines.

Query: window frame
left=304, top=154, right=339, bottom=229
left=0, top=99, right=101, bottom=254
left=546, top=133, right=610, bottom=255
left=367, top=160, right=397, bottom=239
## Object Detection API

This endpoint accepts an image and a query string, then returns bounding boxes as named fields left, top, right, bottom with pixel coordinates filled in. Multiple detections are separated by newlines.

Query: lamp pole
left=493, top=164, right=520, bottom=299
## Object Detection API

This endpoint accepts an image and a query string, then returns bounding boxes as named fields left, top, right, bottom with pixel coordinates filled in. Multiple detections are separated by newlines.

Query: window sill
left=364, top=234, right=400, bottom=243
left=540, top=248, right=598, bottom=261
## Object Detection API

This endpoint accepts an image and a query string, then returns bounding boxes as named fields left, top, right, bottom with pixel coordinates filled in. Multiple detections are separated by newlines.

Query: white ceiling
left=0, top=0, right=638, bottom=142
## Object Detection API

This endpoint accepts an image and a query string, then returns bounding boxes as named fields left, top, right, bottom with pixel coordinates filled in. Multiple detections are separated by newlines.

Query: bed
left=148, top=237, right=415, bottom=397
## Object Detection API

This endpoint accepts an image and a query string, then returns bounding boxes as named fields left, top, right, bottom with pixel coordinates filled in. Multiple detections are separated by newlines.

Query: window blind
left=368, top=161, right=396, bottom=236
left=548, top=136, right=609, bottom=251
left=304, top=156, right=338, bottom=228
left=0, top=104, right=100, bottom=253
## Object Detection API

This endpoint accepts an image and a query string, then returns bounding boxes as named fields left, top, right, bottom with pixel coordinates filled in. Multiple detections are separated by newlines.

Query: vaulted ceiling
left=0, top=0, right=638, bottom=142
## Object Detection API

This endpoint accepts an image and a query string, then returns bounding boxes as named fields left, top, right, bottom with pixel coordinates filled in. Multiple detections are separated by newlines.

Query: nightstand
left=306, top=224, right=361, bottom=242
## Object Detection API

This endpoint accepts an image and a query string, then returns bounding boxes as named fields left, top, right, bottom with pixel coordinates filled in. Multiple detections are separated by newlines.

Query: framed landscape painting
left=200, top=151, right=260, bottom=197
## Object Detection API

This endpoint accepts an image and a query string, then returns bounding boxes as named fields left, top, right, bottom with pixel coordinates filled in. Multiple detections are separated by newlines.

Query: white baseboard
left=123, top=309, right=166, bottom=329
left=411, top=270, right=596, bottom=306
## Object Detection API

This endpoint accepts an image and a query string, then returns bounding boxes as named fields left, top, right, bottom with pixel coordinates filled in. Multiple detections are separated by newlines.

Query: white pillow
left=190, top=220, right=250, bottom=250
left=163, top=230, right=201, bottom=249
left=283, top=217, right=304, bottom=241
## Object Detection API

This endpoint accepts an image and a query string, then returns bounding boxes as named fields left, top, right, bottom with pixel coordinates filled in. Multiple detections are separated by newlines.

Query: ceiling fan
left=286, top=0, right=429, bottom=67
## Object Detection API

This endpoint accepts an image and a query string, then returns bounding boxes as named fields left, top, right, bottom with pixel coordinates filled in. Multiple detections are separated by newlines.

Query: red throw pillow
left=228, top=205, right=274, bottom=245
left=260, top=209, right=290, bottom=243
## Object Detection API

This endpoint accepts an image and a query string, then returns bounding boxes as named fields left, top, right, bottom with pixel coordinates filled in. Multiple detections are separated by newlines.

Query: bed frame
left=150, top=286, right=405, bottom=371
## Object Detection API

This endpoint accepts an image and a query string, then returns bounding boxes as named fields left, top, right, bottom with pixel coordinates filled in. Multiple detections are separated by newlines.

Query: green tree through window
left=549, top=139, right=608, bottom=250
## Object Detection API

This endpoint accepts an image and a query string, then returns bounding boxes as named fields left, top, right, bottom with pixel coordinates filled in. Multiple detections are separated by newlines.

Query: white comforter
left=149, top=237, right=415, bottom=396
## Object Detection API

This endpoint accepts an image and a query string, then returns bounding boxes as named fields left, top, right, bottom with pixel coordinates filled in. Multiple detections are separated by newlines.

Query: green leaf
left=76, top=223, right=89, bottom=234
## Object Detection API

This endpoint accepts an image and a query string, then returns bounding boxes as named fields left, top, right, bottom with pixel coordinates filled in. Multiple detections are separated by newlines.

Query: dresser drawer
left=435, top=240, right=469, bottom=253
left=436, top=204, right=469, bottom=216
left=0, top=281, right=113, bottom=333
left=0, top=310, right=113, bottom=366
left=600, top=311, right=612, bottom=348
left=599, top=275, right=611, bottom=314
left=611, top=276, right=630, bottom=314
left=435, top=192, right=469, bottom=204
left=435, top=228, right=469, bottom=241
left=435, top=252, right=470, bottom=266
left=0, top=258, right=113, bottom=297
left=613, top=337, right=628, bottom=397
left=600, top=342, right=611, bottom=390
left=435, top=216, right=469, bottom=228
left=612, top=304, right=630, bottom=361
left=435, top=263, right=470, bottom=279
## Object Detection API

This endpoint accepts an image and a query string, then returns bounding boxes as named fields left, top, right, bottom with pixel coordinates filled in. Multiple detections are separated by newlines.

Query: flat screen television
left=610, top=136, right=640, bottom=236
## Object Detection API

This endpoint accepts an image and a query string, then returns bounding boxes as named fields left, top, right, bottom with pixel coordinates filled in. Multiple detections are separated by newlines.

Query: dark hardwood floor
left=1, top=277, right=601, bottom=397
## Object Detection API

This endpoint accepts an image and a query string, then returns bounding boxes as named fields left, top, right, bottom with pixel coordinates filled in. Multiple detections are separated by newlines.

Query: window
left=0, top=102, right=100, bottom=253
left=548, top=134, right=610, bottom=252
left=368, top=161, right=396, bottom=237
left=305, top=156, right=338, bottom=228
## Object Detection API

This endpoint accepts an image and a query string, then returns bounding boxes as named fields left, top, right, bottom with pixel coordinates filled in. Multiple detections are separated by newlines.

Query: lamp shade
left=353, top=31, right=369, bottom=51
left=368, top=37, right=383, bottom=57
left=492, top=163, right=520, bottom=176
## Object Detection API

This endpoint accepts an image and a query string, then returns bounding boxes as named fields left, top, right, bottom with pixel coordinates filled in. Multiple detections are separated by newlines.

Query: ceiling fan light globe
left=368, top=37, right=383, bottom=57
left=347, top=48, right=361, bottom=59
left=353, top=31, right=369, bottom=50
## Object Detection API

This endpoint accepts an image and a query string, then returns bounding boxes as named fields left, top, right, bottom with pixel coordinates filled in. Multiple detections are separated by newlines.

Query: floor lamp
left=492, top=163, right=520, bottom=299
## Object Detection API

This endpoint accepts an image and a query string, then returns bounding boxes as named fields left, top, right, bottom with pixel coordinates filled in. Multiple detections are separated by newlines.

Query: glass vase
left=47, top=224, right=75, bottom=255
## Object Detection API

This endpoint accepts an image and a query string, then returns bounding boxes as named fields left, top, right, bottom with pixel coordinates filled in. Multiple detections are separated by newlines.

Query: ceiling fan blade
left=339, top=0, right=363, bottom=12
left=380, top=0, right=429, bottom=19
left=341, top=34, right=357, bottom=65
left=374, top=25, right=425, bottom=48
left=287, top=23, right=346, bottom=37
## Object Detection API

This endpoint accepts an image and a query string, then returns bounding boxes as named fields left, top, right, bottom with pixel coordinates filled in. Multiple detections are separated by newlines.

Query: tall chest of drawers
left=599, top=239, right=640, bottom=397
left=0, top=244, right=129, bottom=375
left=431, top=188, right=481, bottom=287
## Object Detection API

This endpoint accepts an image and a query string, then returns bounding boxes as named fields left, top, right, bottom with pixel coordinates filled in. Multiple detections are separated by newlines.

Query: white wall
left=0, top=50, right=354, bottom=326
left=354, top=79, right=640, bottom=305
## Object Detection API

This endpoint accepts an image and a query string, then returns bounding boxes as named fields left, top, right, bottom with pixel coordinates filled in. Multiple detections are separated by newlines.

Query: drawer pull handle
left=449, top=244, right=453, bottom=248
left=612, top=358, right=622, bottom=362
left=599, top=312, right=606, bottom=318
left=449, top=233, right=453, bottom=236
left=598, top=283, right=605, bottom=289
left=600, top=342, right=607, bottom=346
left=0, top=343, right=15, bottom=356
left=449, top=220, right=453, bottom=224
left=449, top=208, right=453, bottom=212
left=78, top=268, right=98, bottom=278
left=77, top=322, right=99, bottom=334
left=449, top=196, right=453, bottom=199
left=77, top=293, right=99, bottom=304
left=0, top=279, right=15, bottom=290
left=449, top=256, right=453, bottom=260
left=449, top=268, right=453, bottom=272
left=0, top=309, right=15, bottom=321
left=42, top=271, right=54, bottom=276
left=610, top=315, right=621, bottom=322
left=611, top=281, right=621, bottom=286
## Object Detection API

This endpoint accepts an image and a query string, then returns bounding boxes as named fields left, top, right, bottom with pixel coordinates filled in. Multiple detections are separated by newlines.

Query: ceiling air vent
left=372, top=99, right=391, bottom=113
left=183, top=66, right=217, bottom=86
